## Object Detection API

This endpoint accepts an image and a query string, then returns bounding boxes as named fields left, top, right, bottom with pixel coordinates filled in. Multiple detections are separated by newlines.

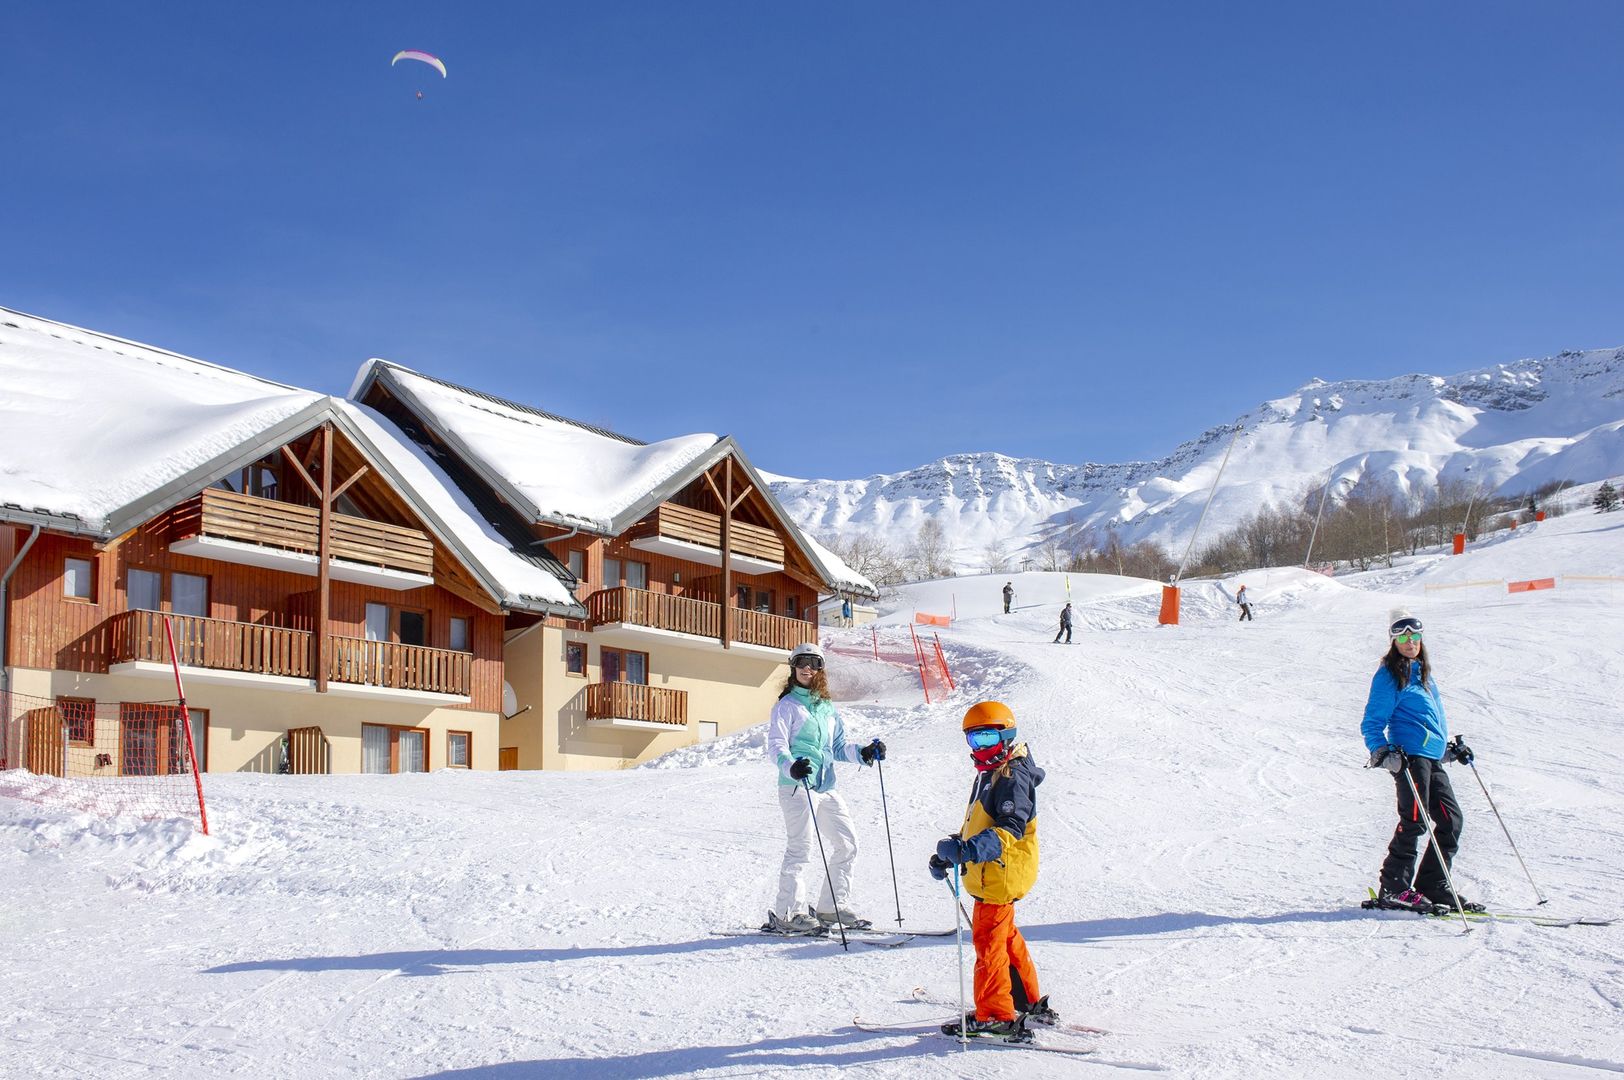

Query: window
left=565, top=641, right=587, bottom=676
left=698, top=721, right=719, bottom=742
left=59, top=697, right=95, bottom=746
left=601, top=648, right=648, bottom=685
left=64, top=557, right=94, bottom=601
left=785, top=596, right=799, bottom=619
left=625, top=560, right=648, bottom=590
left=603, top=557, right=621, bottom=587
left=448, top=617, right=470, bottom=652
left=117, top=704, right=203, bottom=775
left=127, top=569, right=161, bottom=611
left=447, top=731, right=471, bottom=768
left=567, top=549, right=585, bottom=582
left=365, top=603, right=389, bottom=642
left=362, top=724, right=429, bottom=774
left=172, top=573, right=208, bottom=617
left=755, top=589, right=771, bottom=613
left=398, top=609, right=426, bottom=647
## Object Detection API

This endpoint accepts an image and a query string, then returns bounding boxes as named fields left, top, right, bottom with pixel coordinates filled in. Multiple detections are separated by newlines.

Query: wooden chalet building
left=0, top=309, right=582, bottom=776
left=350, top=361, right=878, bottom=771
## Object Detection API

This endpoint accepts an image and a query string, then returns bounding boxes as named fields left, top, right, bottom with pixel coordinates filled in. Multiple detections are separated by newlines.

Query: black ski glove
left=859, top=739, right=887, bottom=765
left=789, top=757, right=813, bottom=781
left=929, top=854, right=952, bottom=881
left=1448, top=737, right=1474, bottom=766
left=1367, top=745, right=1405, bottom=774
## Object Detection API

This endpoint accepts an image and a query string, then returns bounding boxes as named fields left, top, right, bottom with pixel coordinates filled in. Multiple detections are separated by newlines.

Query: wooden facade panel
left=173, top=489, right=433, bottom=575
left=7, top=527, right=502, bottom=713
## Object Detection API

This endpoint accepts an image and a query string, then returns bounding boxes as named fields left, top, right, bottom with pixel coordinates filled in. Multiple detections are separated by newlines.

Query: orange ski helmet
left=962, top=700, right=1016, bottom=732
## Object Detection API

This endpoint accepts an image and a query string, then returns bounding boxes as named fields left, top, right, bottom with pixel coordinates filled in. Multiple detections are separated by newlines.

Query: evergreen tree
left=1595, top=481, right=1619, bottom=513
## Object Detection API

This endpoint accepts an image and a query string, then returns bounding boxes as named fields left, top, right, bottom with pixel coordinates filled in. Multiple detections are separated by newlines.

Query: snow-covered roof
left=0, top=306, right=322, bottom=534
left=351, top=360, right=720, bottom=533
left=352, top=360, right=878, bottom=597
left=0, top=307, right=580, bottom=616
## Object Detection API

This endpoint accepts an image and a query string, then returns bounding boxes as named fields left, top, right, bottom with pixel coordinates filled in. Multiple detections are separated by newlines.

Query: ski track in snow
left=3, top=512, right=1622, bottom=1079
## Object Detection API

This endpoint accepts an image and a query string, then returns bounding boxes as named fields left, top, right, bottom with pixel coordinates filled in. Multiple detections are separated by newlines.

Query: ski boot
left=762, top=911, right=826, bottom=936
left=814, top=908, right=873, bottom=930
left=942, top=1015, right=1033, bottom=1043
left=1022, top=995, right=1061, bottom=1027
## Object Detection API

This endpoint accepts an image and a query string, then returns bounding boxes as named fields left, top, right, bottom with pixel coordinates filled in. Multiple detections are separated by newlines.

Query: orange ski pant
left=971, top=899, right=1040, bottom=1021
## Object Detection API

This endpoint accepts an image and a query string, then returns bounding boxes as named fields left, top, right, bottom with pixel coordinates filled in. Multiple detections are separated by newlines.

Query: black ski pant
left=1238, top=604, right=1253, bottom=621
left=1380, top=756, right=1463, bottom=900
left=1053, top=626, right=1071, bottom=643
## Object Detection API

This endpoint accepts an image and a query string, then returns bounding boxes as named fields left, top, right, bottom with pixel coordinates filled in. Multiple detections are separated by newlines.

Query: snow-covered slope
left=4, top=509, right=1621, bottom=1078
left=770, top=348, right=1624, bottom=571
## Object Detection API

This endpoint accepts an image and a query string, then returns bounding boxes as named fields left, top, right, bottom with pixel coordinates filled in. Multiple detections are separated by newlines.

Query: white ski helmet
left=788, top=642, right=825, bottom=668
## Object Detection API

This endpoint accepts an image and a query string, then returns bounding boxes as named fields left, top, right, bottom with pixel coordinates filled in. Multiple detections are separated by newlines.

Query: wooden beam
left=315, top=424, right=332, bottom=694
left=720, top=459, right=732, bottom=650
left=282, top=445, right=321, bottom=498
left=701, top=466, right=724, bottom=505
left=330, top=465, right=370, bottom=503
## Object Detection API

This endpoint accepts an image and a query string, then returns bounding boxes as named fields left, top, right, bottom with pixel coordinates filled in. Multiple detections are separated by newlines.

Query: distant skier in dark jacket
left=1236, top=584, right=1253, bottom=621
left=1361, top=610, right=1479, bottom=914
left=1002, top=582, right=1014, bottom=614
left=1052, top=602, right=1072, bottom=643
left=929, top=701, right=1057, bottom=1039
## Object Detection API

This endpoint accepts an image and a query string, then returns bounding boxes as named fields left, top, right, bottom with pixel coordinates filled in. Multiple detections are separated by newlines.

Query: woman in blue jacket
left=1362, top=610, right=1476, bottom=912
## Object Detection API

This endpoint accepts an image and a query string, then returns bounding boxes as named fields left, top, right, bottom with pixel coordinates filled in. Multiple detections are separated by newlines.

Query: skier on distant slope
left=930, top=701, right=1058, bottom=1039
left=1003, top=581, right=1014, bottom=614
left=1236, top=584, right=1253, bottom=621
left=1053, top=602, right=1073, bottom=643
left=1361, top=610, right=1481, bottom=914
left=764, top=642, right=886, bottom=934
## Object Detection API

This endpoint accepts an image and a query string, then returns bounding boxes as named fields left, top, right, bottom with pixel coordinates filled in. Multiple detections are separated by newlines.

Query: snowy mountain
left=769, top=348, right=1624, bottom=569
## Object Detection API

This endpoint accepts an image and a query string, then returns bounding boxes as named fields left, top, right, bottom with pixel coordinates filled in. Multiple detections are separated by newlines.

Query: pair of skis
left=712, top=924, right=958, bottom=949
left=1359, top=887, right=1611, bottom=927
left=854, top=986, right=1109, bottom=1057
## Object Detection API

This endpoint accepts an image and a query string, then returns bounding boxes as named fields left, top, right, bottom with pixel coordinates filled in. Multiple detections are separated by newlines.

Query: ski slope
left=3, top=511, right=1621, bottom=1079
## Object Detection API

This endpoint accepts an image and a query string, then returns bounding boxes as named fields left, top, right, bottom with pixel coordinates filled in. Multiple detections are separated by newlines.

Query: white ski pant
left=775, top=784, right=858, bottom=918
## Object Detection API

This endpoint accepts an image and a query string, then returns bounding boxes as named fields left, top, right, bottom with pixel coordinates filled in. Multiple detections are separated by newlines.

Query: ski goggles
left=1393, top=632, right=1423, bottom=645
left=790, top=655, right=824, bottom=671
left=1389, top=617, right=1423, bottom=639
left=965, top=727, right=1005, bottom=750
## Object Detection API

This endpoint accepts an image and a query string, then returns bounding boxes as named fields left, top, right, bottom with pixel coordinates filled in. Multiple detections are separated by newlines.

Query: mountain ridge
left=767, top=347, right=1624, bottom=569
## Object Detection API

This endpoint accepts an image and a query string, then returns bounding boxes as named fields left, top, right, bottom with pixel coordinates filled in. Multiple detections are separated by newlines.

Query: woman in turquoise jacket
left=763, top=642, right=884, bottom=934
left=1362, top=609, right=1476, bottom=912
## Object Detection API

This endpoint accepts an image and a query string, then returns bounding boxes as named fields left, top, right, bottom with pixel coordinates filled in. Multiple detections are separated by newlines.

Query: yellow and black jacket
left=958, top=745, right=1043, bottom=905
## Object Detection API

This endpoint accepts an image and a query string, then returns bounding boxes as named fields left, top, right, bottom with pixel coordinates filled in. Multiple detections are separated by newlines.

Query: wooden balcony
left=586, top=586, right=817, bottom=655
left=170, top=488, right=434, bottom=580
left=584, top=682, right=688, bottom=729
left=107, top=610, right=472, bottom=698
left=626, top=502, right=786, bottom=570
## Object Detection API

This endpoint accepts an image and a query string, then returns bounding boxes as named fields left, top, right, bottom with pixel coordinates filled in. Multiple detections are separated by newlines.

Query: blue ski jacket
left=766, top=686, right=864, bottom=792
left=1361, top=660, right=1448, bottom=761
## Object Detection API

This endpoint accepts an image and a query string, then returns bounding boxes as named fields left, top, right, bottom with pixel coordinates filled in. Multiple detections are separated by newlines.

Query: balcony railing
left=586, top=586, right=816, bottom=652
left=584, top=682, right=688, bottom=727
left=107, top=611, right=472, bottom=696
left=172, top=488, right=434, bottom=576
left=627, top=502, right=786, bottom=565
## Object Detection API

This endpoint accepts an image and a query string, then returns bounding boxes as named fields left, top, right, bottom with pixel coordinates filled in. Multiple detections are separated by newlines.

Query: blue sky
left=6, top=3, right=1624, bottom=479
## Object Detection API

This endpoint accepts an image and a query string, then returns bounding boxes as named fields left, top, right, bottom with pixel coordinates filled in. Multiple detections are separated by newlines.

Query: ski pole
left=1399, top=760, right=1472, bottom=933
left=875, top=758, right=904, bottom=928
left=950, top=867, right=967, bottom=1050
left=802, top=780, right=848, bottom=951
left=1455, top=738, right=1547, bottom=905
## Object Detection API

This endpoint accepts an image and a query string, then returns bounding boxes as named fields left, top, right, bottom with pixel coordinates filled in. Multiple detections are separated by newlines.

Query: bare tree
left=981, top=538, right=1011, bottom=575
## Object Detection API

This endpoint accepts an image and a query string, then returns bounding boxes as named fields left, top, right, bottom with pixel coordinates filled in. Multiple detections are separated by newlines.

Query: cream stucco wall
left=3, top=666, right=499, bottom=774
left=501, top=625, right=786, bottom=771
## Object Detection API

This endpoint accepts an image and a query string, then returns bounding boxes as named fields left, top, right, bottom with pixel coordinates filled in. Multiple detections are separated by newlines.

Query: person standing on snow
left=764, top=642, right=886, bottom=933
left=1362, top=610, right=1481, bottom=913
left=1053, top=602, right=1073, bottom=644
left=1002, top=581, right=1014, bottom=614
left=929, top=701, right=1058, bottom=1039
left=1236, top=584, right=1254, bottom=622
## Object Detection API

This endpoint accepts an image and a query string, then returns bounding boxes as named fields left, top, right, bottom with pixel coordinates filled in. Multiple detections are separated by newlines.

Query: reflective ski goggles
left=1389, top=617, right=1423, bottom=638
left=965, top=727, right=1005, bottom=750
left=1393, top=632, right=1423, bottom=645
left=790, top=655, right=824, bottom=671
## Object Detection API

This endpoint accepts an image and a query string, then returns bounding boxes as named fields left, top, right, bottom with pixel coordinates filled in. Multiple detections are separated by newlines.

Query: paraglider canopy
left=391, top=50, right=447, bottom=78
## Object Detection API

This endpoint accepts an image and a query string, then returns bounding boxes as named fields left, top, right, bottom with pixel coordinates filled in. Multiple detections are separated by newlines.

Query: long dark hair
left=779, top=667, right=830, bottom=701
left=1381, top=640, right=1432, bottom=690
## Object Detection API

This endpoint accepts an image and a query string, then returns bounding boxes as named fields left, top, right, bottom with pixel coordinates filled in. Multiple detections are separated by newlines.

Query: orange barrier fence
left=914, top=612, right=951, bottom=627
left=1452, top=533, right=1466, bottom=555
left=1507, top=578, right=1556, bottom=593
